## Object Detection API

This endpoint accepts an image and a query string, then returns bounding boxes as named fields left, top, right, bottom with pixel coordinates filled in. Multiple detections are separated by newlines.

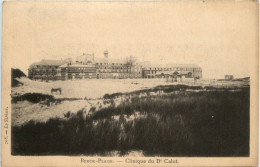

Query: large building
left=28, top=51, right=202, bottom=81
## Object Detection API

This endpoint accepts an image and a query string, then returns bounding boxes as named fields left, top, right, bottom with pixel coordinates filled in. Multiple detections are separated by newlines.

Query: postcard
left=1, top=1, right=259, bottom=166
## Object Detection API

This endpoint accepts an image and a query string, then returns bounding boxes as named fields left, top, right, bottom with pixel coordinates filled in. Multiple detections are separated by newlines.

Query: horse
left=51, top=88, right=62, bottom=95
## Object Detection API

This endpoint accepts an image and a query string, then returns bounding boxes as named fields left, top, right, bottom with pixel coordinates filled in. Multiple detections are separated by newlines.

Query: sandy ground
left=12, top=77, right=172, bottom=99
left=12, top=97, right=113, bottom=126
left=11, top=77, right=249, bottom=126
left=12, top=100, right=87, bottom=126
left=12, top=77, right=247, bottom=99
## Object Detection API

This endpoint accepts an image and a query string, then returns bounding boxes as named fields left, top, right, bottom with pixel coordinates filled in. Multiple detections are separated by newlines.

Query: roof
left=94, top=57, right=126, bottom=64
left=59, top=63, right=69, bottom=68
left=142, top=63, right=201, bottom=69
left=166, top=63, right=201, bottom=68
left=29, top=59, right=66, bottom=69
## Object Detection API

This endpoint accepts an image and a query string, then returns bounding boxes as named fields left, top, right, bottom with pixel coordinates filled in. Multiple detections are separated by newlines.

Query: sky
left=3, top=1, right=258, bottom=79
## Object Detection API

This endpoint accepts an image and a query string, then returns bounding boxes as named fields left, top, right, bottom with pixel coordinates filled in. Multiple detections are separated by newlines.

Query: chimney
left=104, top=51, right=108, bottom=58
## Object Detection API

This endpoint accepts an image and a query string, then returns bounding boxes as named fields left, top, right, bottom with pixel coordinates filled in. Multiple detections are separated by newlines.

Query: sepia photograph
left=2, top=0, right=259, bottom=166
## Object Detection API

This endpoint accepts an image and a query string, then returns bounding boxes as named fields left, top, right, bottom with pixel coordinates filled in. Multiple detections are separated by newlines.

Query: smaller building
left=141, top=64, right=202, bottom=79
left=225, top=75, right=234, bottom=81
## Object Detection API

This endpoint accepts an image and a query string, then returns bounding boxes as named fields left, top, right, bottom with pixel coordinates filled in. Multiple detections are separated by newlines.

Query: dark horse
left=51, top=88, right=62, bottom=95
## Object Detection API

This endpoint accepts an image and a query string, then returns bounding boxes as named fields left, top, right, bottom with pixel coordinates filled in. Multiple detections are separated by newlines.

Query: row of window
left=30, top=69, right=57, bottom=72
left=30, top=74, right=57, bottom=77
left=31, top=70, right=201, bottom=75
left=96, top=63, right=125, bottom=66
left=33, top=66, right=59, bottom=69
left=31, top=66, right=201, bottom=71
left=64, top=70, right=96, bottom=73
left=148, top=71, right=194, bottom=74
left=67, top=73, right=93, bottom=76
left=96, top=65, right=141, bottom=69
left=60, top=67, right=96, bottom=70
left=97, top=66, right=131, bottom=70
left=99, top=74, right=141, bottom=77
left=97, top=69, right=142, bottom=73
left=60, top=71, right=96, bottom=73
left=147, top=67, right=202, bottom=71
left=30, top=71, right=57, bottom=75
left=99, top=69, right=127, bottom=73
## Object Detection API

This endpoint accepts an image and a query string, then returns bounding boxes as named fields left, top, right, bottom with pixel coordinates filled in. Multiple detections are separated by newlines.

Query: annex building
left=28, top=51, right=202, bottom=81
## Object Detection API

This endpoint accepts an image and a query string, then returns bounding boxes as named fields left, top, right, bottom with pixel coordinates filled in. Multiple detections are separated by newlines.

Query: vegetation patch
left=12, top=93, right=55, bottom=104
left=103, top=84, right=246, bottom=99
left=11, top=68, right=26, bottom=87
left=12, top=87, right=249, bottom=156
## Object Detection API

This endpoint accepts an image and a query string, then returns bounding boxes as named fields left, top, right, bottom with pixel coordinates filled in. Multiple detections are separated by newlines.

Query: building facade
left=142, top=64, right=202, bottom=79
left=95, top=55, right=142, bottom=79
left=56, top=63, right=97, bottom=80
left=28, top=51, right=202, bottom=81
left=28, top=59, right=66, bottom=81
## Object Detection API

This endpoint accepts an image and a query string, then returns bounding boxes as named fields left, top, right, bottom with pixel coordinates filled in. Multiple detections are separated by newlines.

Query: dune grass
left=12, top=86, right=249, bottom=156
